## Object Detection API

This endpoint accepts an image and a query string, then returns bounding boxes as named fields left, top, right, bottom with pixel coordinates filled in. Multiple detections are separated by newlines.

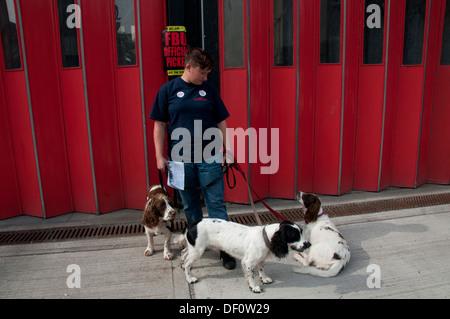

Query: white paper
left=167, top=161, right=185, bottom=190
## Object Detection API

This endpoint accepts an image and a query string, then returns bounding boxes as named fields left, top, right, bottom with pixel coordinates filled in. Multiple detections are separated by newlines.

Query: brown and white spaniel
left=291, top=192, right=350, bottom=277
left=143, top=185, right=177, bottom=260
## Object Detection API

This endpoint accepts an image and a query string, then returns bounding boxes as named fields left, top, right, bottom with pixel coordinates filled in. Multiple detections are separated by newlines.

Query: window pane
left=223, top=0, right=244, bottom=68
left=115, top=0, right=136, bottom=66
left=0, top=0, right=21, bottom=70
left=320, top=0, right=341, bottom=64
left=403, top=0, right=426, bottom=65
left=440, top=0, right=450, bottom=65
left=274, top=0, right=293, bottom=66
left=363, top=0, right=385, bottom=64
left=57, top=0, right=80, bottom=68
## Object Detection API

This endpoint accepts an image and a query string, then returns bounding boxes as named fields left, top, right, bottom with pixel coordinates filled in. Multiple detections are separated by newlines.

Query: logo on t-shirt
left=177, top=91, right=185, bottom=98
left=199, top=90, right=206, bottom=97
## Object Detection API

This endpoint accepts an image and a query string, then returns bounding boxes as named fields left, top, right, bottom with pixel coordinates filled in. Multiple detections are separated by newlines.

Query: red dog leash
left=226, top=161, right=287, bottom=224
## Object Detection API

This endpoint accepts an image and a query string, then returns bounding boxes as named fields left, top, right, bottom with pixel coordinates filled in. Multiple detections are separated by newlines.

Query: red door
left=391, top=0, right=431, bottom=187
left=298, top=0, right=359, bottom=196
left=313, top=0, right=345, bottom=195
left=219, top=0, right=250, bottom=204
left=0, top=45, right=21, bottom=219
left=113, top=0, right=148, bottom=209
left=1, top=0, right=46, bottom=217
left=428, top=0, right=450, bottom=184
left=354, top=0, right=390, bottom=191
left=56, top=0, right=97, bottom=214
left=269, top=0, right=298, bottom=199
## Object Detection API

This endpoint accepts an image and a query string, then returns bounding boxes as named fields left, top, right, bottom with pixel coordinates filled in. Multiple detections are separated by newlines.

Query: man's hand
left=156, top=156, right=170, bottom=171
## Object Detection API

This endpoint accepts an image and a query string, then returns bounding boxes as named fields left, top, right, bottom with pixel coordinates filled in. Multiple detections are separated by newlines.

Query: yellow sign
left=166, top=26, right=186, bottom=32
left=163, top=26, right=187, bottom=76
left=167, top=70, right=184, bottom=76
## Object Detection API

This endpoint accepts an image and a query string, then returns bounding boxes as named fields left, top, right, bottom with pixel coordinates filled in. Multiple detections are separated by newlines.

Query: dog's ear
left=302, top=193, right=319, bottom=208
left=186, top=220, right=201, bottom=246
left=142, top=198, right=161, bottom=228
left=303, top=194, right=322, bottom=224
left=270, top=222, right=300, bottom=258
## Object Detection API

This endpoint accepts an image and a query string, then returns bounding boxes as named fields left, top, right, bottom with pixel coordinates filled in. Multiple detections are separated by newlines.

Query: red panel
left=140, top=0, right=166, bottom=186
left=340, top=0, right=359, bottom=194
left=314, top=65, right=342, bottom=195
left=61, top=69, right=96, bottom=213
left=81, top=0, right=124, bottom=213
left=116, top=67, right=147, bottom=209
left=391, top=0, right=431, bottom=188
left=114, top=1, right=147, bottom=209
left=248, top=0, right=269, bottom=200
left=379, top=0, right=404, bottom=190
left=417, top=0, right=442, bottom=185
left=268, top=0, right=297, bottom=199
left=269, top=68, right=296, bottom=198
left=426, top=0, right=450, bottom=184
left=221, top=69, right=249, bottom=204
left=3, top=71, right=43, bottom=216
left=391, top=67, right=424, bottom=187
left=297, top=0, right=316, bottom=193
left=312, top=0, right=345, bottom=195
left=0, top=66, right=22, bottom=219
left=354, top=67, right=385, bottom=191
left=219, top=0, right=249, bottom=204
left=20, top=0, right=74, bottom=217
left=0, top=1, right=38, bottom=218
left=428, top=67, right=450, bottom=183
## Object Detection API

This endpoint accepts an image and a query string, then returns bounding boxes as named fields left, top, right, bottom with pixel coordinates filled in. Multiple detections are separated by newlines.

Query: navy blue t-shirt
left=150, top=77, right=230, bottom=161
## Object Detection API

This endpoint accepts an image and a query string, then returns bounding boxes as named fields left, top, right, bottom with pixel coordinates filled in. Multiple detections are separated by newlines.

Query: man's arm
left=154, top=120, right=169, bottom=170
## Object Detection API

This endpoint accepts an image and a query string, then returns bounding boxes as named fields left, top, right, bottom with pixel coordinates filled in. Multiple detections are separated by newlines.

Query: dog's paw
left=251, top=286, right=263, bottom=293
left=261, top=277, right=273, bottom=284
left=144, top=249, right=153, bottom=256
left=187, top=276, right=198, bottom=284
left=164, top=251, right=174, bottom=260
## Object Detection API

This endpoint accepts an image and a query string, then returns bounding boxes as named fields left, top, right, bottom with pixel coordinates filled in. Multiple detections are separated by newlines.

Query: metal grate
left=1, top=192, right=449, bottom=246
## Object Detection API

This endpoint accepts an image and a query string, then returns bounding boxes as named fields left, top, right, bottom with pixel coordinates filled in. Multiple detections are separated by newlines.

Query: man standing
left=150, top=47, right=236, bottom=270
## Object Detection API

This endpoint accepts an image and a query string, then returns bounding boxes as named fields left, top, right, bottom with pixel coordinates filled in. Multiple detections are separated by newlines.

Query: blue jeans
left=178, top=161, right=228, bottom=224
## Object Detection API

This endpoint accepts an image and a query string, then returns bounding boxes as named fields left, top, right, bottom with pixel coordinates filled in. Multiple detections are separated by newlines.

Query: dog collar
left=305, top=210, right=325, bottom=224
left=262, top=226, right=273, bottom=253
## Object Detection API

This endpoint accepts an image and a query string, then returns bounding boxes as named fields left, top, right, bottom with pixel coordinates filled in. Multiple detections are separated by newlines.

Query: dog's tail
left=292, top=259, right=348, bottom=278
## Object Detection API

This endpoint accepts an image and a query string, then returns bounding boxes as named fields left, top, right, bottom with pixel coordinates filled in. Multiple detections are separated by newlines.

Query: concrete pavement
left=1, top=185, right=450, bottom=299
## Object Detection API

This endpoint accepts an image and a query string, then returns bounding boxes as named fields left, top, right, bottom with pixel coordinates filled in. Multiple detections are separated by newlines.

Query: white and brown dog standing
left=291, top=192, right=350, bottom=277
left=142, top=185, right=177, bottom=260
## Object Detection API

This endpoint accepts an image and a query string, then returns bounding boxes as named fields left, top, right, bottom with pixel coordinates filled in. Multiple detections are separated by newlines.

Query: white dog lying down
left=291, top=192, right=350, bottom=277
left=177, top=218, right=304, bottom=293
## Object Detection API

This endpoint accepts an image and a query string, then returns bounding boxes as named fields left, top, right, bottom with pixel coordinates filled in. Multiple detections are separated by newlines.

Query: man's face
left=187, top=65, right=211, bottom=85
